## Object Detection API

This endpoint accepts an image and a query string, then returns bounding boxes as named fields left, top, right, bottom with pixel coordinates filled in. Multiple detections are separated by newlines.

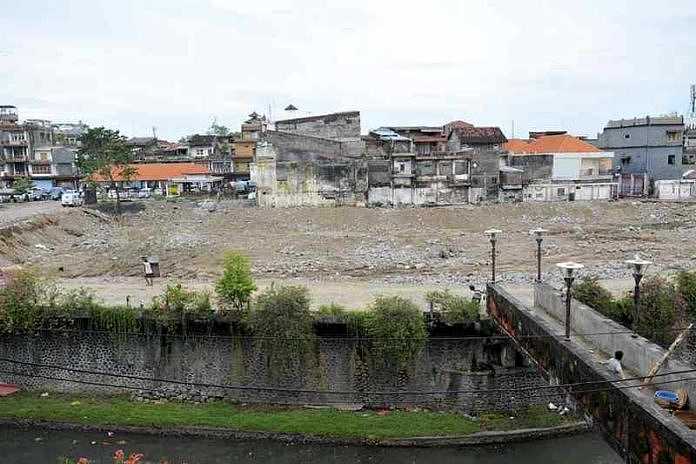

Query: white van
left=61, top=191, right=83, bottom=207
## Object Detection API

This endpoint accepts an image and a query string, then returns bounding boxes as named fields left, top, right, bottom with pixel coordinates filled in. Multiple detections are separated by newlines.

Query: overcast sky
left=2, top=0, right=695, bottom=140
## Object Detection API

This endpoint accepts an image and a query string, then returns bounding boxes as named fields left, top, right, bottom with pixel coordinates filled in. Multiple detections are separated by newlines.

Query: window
left=668, top=154, right=675, bottom=165
left=624, top=133, right=630, bottom=139
left=621, top=157, right=631, bottom=165
left=399, top=163, right=405, bottom=173
left=666, top=130, right=681, bottom=142
left=557, top=188, right=566, bottom=196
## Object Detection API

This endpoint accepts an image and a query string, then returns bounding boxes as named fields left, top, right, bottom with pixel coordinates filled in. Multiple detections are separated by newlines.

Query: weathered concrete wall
left=488, top=284, right=696, bottom=463
left=274, top=112, right=361, bottom=143
left=523, top=182, right=615, bottom=202
left=534, top=283, right=696, bottom=402
left=0, top=325, right=551, bottom=413
left=266, top=131, right=362, bottom=160
left=508, top=154, right=554, bottom=183
left=655, top=180, right=696, bottom=200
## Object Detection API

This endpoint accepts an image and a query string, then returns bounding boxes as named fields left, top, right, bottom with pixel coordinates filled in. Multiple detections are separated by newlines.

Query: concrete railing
left=534, top=283, right=696, bottom=401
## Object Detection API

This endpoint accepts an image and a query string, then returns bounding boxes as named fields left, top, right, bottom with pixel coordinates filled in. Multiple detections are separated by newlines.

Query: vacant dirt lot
left=1, top=198, right=695, bottom=307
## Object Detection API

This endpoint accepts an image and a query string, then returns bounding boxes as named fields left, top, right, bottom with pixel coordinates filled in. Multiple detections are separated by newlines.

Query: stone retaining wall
left=0, top=324, right=552, bottom=413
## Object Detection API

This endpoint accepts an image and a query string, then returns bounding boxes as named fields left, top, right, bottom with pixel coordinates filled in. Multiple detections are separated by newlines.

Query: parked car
left=28, top=187, right=49, bottom=201
left=0, top=188, right=17, bottom=203
left=61, top=191, right=83, bottom=207
left=49, top=187, right=65, bottom=201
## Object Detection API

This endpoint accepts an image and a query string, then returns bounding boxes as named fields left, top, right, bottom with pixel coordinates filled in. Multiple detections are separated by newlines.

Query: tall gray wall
left=275, top=112, right=361, bottom=142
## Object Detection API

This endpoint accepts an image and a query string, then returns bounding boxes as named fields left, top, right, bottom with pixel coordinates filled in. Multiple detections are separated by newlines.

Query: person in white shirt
left=142, top=256, right=154, bottom=287
left=605, top=350, right=625, bottom=379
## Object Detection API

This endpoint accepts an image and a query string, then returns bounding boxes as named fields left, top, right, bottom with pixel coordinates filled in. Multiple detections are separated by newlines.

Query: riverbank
left=0, top=393, right=584, bottom=445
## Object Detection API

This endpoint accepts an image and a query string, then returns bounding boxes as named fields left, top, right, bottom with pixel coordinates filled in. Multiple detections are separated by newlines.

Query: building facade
left=505, top=134, right=617, bottom=202
left=0, top=106, right=82, bottom=189
left=597, top=116, right=687, bottom=180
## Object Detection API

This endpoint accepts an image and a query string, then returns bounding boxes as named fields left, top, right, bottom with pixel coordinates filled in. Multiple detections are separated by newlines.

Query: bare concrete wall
left=275, top=112, right=361, bottom=142
left=488, top=284, right=696, bottom=463
left=533, top=283, right=696, bottom=401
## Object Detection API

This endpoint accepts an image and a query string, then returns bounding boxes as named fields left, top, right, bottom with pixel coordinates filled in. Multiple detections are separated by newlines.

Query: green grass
left=0, top=393, right=572, bottom=439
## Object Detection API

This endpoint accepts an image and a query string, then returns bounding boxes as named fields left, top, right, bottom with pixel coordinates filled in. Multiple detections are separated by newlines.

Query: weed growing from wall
left=247, top=285, right=316, bottom=381
left=364, top=296, right=427, bottom=372
left=425, top=289, right=480, bottom=324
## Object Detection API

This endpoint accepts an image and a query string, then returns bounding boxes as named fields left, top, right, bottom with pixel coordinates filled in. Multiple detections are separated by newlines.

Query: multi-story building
left=597, top=116, right=686, bottom=180
left=382, top=126, right=447, bottom=155
left=0, top=106, right=83, bottom=189
left=0, top=106, right=30, bottom=188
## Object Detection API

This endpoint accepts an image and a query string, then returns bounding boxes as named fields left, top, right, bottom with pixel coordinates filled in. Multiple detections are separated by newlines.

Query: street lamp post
left=484, top=229, right=502, bottom=282
left=530, top=228, right=548, bottom=283
left=625, top=257, right=652, bottom=327
left=556, top=262, right=584, bottom=341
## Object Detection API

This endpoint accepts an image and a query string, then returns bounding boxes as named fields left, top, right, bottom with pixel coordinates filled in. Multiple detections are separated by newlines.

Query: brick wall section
left=487, top=283, right=696, bottom=463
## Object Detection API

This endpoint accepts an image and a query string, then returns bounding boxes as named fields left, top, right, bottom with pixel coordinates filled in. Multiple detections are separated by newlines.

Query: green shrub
left=215, top=252, right=257, bottom=311
left=88, top=304, right=139, bottom=333
left=635, top=276, right=682, bottom=347
left=425, top=289, right=479, bottom=324
left=59, top=288, right=102, bottom=314
left=150, top=282, right=214, bottom=325
left=366, top=295, right=426, bottom=370
left=676, top=270, right=696, bottom=319
left=316, top=302, right=348, bottom=317
left=609, top=296, right=634, bottom=328
left=0, top=269, right=52, bottom=333
left=573, top=277, right=615, bottom=316
left=247, top=285, right=315, bottom=376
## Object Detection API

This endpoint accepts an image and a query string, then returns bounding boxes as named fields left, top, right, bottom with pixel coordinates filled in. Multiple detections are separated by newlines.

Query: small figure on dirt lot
left=142, top=256, right=154, bottom=287
left=604, top=350, right=625, bottom=379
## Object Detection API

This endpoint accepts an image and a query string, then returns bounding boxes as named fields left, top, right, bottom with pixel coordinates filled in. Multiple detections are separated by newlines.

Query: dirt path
left=56, top=276, right=474, bottom=310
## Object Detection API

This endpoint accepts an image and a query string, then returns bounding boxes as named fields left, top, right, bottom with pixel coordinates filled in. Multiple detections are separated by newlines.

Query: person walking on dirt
left=142, top=256, right=154, bottom=287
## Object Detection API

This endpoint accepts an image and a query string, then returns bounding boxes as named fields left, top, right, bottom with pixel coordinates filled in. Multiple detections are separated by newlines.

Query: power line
left=1, top=367, right=694, bottom=403
left=1, top=357, right=694, bottom=397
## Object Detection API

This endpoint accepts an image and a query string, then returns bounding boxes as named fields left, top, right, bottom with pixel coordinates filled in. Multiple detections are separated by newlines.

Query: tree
left=215, top=252, right=257, bottom=311
left=635, top=276, right=684, bottom=348
left=76, top=127, right=136, bottom=215
left=207, top=122, right=230, bottom=136
left=11, top=176, right=33, bottom=195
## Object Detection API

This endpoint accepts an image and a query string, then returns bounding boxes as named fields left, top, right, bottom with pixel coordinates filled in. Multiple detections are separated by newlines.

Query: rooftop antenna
left=688, top=84, right=696, bottom=129
left=511, top=120, right=515, bottom=138
left=152, top=126, right=157, bottom=140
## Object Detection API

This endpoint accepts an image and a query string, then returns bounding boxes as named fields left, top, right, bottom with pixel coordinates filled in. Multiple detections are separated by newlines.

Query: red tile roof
left=92, top=162, right=209, bottom=182
left=504, top=135, right=600, bottom=154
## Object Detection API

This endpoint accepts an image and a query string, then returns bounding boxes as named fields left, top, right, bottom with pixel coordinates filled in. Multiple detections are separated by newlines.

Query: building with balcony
left=27, top=147, right=79, bottom=190
left=505, top=134, right=617, bottom=202
left=597, top=116, right=686, bottom=180
left=0, top=106, right=82, bottom=189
